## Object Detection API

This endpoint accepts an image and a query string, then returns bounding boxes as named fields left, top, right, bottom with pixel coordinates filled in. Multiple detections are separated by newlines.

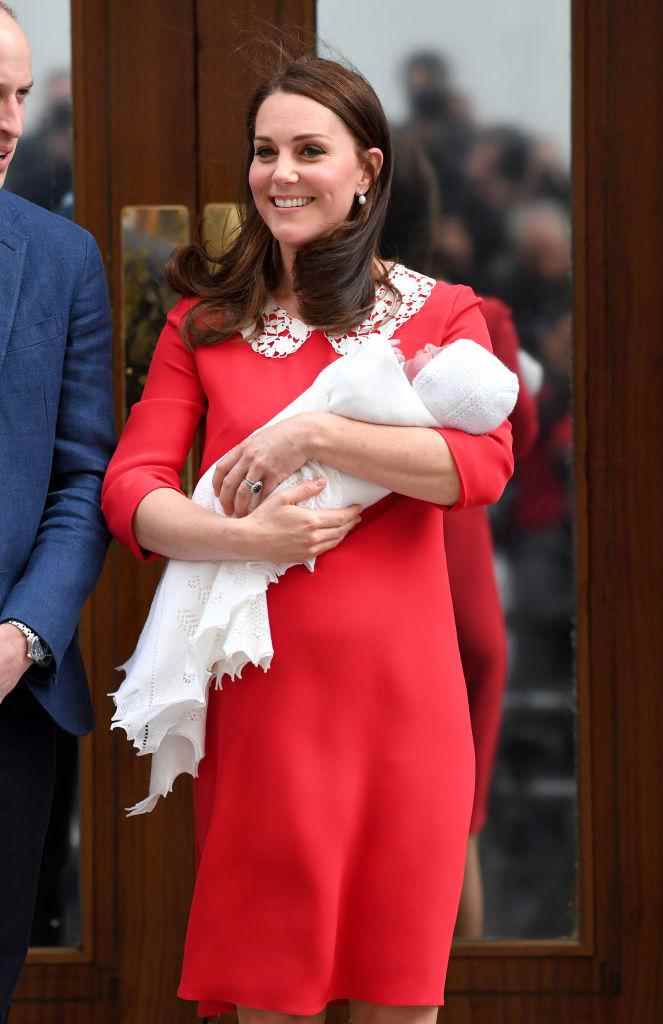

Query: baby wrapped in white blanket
left=111, top=334, right=518, bottom=814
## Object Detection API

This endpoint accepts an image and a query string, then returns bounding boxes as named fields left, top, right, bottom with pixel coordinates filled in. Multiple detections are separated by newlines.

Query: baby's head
left=402, top=343, right=440, bottom=382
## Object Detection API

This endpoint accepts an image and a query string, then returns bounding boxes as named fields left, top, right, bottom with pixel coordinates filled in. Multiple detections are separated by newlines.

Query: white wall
left=318, top=0, right=571, bottom=160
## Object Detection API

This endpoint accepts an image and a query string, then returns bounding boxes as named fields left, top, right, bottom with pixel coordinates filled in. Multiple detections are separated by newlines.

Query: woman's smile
left=271, top=196, right=316, bottom=209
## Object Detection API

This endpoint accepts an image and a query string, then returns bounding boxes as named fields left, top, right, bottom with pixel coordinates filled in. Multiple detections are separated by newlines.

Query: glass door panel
left=318, top=0, right=577, bottom=942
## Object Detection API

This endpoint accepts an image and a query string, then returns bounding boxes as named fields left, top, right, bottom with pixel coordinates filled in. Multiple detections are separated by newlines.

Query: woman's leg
left=349, top=1001, right=438, bottom=1024
left=237, top=1007, right=326, bottom=1024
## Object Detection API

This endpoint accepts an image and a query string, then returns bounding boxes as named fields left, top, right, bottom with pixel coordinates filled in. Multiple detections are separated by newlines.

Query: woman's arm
left=133, top=487, right=248, bottom=560
left=215, top=405, right=512, bottom=518
left=264, top=408, right=513, bottom=511
left=102, top=301, right=207, bottom=559
left=133, top=479, right=361, bottom=564
left=305, top=413, right=461, bottom=506
left=103, top=304, right=361, bottom=565
left=214, top=413, right=461, bottom=515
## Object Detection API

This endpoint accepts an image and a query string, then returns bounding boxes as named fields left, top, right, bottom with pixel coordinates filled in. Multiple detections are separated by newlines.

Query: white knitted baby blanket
left=111, top=335, right=518, bottom=814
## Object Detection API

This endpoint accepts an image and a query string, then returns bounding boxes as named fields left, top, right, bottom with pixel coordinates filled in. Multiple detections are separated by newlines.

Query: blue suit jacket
left=0, top=190, right=115, bottom=735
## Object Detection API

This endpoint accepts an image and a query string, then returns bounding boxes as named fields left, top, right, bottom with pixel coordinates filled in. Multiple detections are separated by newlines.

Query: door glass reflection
left=121, top=205, right=193, bottom=489
left=318, top=1, right=575, bottom=939
left=5, top=0, right=79, bottom=948
left=122, top=205, right=191, bottom=415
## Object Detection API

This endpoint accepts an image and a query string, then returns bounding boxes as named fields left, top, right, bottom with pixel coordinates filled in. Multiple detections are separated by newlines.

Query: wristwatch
left=7, top=620, right=53, bottom=667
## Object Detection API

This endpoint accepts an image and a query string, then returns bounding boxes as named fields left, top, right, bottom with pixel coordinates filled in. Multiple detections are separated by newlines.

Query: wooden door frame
left=14, top=1, right=663, bottom=1021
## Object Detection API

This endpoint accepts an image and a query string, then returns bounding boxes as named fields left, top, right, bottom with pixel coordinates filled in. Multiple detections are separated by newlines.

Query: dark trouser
left=0, top=683, right=56, bottom=1023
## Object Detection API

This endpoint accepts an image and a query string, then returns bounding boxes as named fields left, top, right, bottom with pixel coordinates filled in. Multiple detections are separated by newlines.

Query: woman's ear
left=359, top=147, right=384, bottom=191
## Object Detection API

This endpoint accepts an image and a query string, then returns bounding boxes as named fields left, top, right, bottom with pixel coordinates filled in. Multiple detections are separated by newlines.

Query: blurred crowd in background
left=6, top=67, right=73, bottom=215
left=385, top=48, right=574, bottom=680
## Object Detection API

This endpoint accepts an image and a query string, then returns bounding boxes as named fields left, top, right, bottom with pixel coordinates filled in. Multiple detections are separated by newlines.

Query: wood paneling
left=107, top=5, right=198, bottom=1021
left=197, top=0, right=315, bottom=206
left=601, top=0, right=663, bottom=1019
left=11, top=1003, right=107, bottom=1024
left=574, top=0, right=622, bottom=1009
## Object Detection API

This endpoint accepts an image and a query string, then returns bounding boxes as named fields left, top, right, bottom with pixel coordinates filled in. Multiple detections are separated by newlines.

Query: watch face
left=29, top=636, right=47, bottom=662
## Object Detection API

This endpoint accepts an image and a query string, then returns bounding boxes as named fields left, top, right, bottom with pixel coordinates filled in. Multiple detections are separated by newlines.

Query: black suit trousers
left=0, top=683, right=56, bottom=1022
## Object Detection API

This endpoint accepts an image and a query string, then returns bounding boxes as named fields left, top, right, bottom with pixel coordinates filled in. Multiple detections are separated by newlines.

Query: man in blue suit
left=0, top=6, right=115, bottom=1019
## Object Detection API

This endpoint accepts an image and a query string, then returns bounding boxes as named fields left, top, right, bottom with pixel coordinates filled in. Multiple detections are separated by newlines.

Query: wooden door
left=13, top=1, right=663, bottom=1021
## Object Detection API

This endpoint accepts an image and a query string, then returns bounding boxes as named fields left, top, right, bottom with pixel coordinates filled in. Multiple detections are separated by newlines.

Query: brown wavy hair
left=168, top=53, right=396, bottom=347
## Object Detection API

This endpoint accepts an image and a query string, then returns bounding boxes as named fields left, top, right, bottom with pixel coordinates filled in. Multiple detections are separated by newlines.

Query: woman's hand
left=213, top=414, right=315, bottom=518
left=234, top=478, right=361, bottom=564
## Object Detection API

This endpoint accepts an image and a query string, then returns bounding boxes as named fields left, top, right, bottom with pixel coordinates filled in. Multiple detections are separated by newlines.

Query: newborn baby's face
left=403, top=344, right=439, bottom=382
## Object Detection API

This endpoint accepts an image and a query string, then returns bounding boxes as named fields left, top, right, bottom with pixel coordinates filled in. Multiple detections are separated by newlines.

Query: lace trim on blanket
left=245, top=264, right=436, bottom=358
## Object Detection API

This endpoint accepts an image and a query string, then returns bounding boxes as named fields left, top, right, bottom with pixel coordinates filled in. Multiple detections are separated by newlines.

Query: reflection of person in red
left=382, top=134, right=540, bottom=937
left=447, top=297, right=539, bottom=937
left=508, top=300, right=574, bottom=664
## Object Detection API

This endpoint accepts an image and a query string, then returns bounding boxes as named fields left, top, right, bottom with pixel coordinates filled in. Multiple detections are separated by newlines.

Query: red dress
left=102, top=270, right=513, bottom=1016
left=444, top=297, right=539, bottom=833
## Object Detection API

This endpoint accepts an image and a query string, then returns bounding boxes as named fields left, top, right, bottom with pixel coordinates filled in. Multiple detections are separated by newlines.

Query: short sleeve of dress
left=434, top=285, right=514, bottom=510
left=101, top=299, right=206, bottom=559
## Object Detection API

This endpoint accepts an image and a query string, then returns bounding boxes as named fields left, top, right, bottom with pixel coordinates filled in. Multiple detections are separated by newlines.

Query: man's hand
left=0, top=623, right=31, bottom=703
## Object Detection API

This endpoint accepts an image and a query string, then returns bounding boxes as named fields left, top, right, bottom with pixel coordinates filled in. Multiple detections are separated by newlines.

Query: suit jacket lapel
left=0, top=198, right=27, bottom=375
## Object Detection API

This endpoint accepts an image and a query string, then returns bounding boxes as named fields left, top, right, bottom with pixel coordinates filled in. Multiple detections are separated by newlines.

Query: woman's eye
left=254, top=147, right=275, bottom=159
left=302, top=145, right=324, bottom=157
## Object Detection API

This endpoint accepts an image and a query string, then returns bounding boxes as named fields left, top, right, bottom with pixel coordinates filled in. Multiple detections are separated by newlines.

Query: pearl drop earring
left=357, top=193, right=367, bottom=206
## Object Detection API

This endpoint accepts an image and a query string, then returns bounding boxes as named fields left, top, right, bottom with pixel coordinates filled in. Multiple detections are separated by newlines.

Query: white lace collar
left=243, top=263, right=436, bottom=358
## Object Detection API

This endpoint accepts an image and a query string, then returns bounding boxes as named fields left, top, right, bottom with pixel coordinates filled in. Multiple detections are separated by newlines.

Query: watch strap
left=6, top=620, right=53, bottom=666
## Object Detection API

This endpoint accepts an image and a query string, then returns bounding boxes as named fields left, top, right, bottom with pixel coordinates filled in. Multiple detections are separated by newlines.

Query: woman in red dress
left=102, top=56, right=513, bottom=1024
